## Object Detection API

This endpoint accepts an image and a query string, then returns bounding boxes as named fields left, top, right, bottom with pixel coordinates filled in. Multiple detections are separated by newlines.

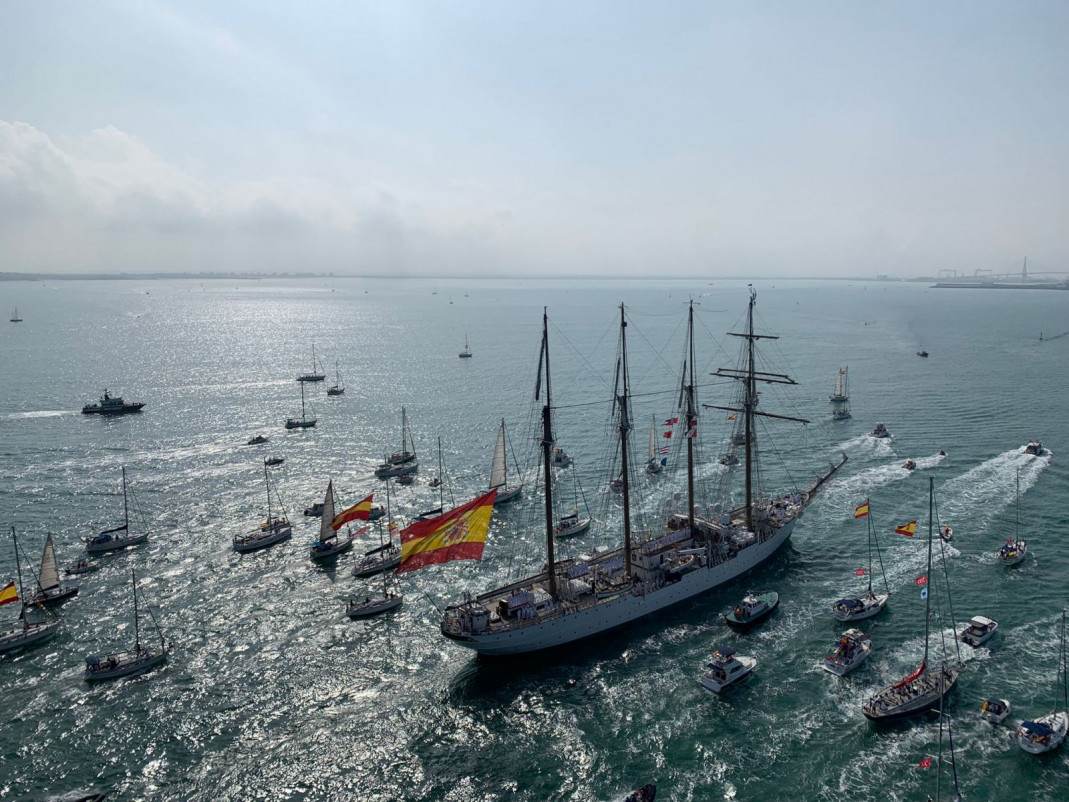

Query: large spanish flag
left=332, top=493, right=374, bottom=531
left=396, top=489, right=497, bottom=574
left=0, top=580, right=18, bottom=606
left=854, top=502, right=870, bottom=519
left=895, top=520, right=918, bottom=537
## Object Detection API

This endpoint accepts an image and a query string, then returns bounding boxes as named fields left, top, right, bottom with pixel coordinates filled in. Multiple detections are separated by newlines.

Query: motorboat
left=960, top=615, right=998, bottom=647
left=903, top=459, right=917, bottom=471
left=346, top=592, right=403, bottom=618
left=623, top=785, right=657, bottom=802
left=303, top=503, right=324, bottom=517
left=940, top=524, right=953, bottom=542
left=823, top=629, right=872, bottom=676
left=1025, top=440, right=1043, bottom=456
left=724, top=591, right=779, bottom=630
left=81, top=389, right=145, bottom=415
left=699, top=646, right=756, bottom=693
left=870, top=422, right=891, bottom=438
left=833, top=591, right=889, bottom=622
left=917, top=350, right=929, bottom=357
left=550, top=445, right=573, bottom=468
left=368, top=505, right=386, bottom=522
left=997, top=539, right=1027, bottom=566
left=264, top=456, right=284, bottom=467
left=980, top=698, right=1011, bottom=724
left=65, top=559, right=99, bottom=577
left=718, top=451, right=739, bottom=466
left=247, top=435, right=269, bottom=446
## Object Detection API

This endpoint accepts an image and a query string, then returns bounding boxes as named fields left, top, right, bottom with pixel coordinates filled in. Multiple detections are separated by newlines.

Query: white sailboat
left=296, top=345, right=326, bottom=382
left=829, top=366, right=849, bottom=403
left=326, top=360, right=345, bottom=396
left=374, top=408, right=418, bottom=477
left=10, top=306, right=23, bottom=323
left=285, top=381, right=317, bottom=429
left=459, top=335, right=473, bottom=358
left=832, top=498, right=889, bottom=621
left=0, top=526, right=61, bottom=654
left=441, top=293, right=847, bottom=656
left=489, top=418, right=522, bottom=505
left=1018, top=609, right=1068, bottom=754
left=310, top=480, right=356, bottom=560
left=233, top=459, right=292, bottom=553
left=555, top=467, right=592, bottom=539
left=84, top=569, right=169, bottom=682
left=645, top=416, right=665, bottom=474
left=31, top=534, right=79, bottom=605
left=85, top=467, right=149, bottom=554
left=415, top=437, right=452, bottom=522
left=352, top=481, right=402, bottom=577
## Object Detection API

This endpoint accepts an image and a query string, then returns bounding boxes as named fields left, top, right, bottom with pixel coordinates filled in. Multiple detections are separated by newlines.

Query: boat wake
left=6, top=410, right=77, bottom=419
left=819, top=452, right=947, bottom=520
left=938, top=447, right=1052, bottom=527
left=834, top=435, right=894, bottom=458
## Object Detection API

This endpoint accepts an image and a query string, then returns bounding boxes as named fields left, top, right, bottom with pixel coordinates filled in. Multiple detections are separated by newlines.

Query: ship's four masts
left=536, top=308, right=558, bottom=598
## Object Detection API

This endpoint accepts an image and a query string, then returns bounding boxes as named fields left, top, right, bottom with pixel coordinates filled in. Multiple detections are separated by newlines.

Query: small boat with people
left=718, top=451, right=739, bottom=466
left=31, top=534, right=78, bottom=605
left=832, top=406, right=851, bottom=421
left=551, top=444, right=573, bottom=469
left=1017, top=610, right=1068, bottom=754
left=998, top=538, right=1027, bottom=566
left=623, top=785, right=657, bottom=802
left=303, top=502, right=324, bottom=517
left=960, top=615, right=998, bottom=648
left=903, top=459, right=917, bottom=471
left=85, top=468, right=149, bottom=554
left=980, top=697, right=1012, bottom=724
left=233, top=460, right=292, bottom=553
left=724, top=591, right=779, bottom=630
left=940, top=523, right=953, bottom=542
left=81, top=388, right=145, bottom=415
left=346, top=591, right=402, bottom=618
left=870, top=421, right=890, bottom=438
left=823, top=629, right=872, bottom=676
left=1025, top=440, right=1043, bottom=456
left=65, top=559, right=99, bottom=577
left=246, top=434, right=269, bottom=445
left=699, top=646, right=756, bottom=693
left=84, top=569, right=169, bottom=682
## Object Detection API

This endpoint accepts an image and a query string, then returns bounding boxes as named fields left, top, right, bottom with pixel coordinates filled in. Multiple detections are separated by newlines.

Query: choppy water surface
left=1, top=278, right=1067, bottom=800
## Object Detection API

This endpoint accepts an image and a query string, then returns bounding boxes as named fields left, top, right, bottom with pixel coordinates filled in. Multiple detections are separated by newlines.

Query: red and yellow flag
left=331, top=494, right=374, bottom=531
left=0, top=580, right=19, bottom=606
left=396, top=489, right=497, bottom=574
left=854, top=502, right=869, bottom=519
left=895, top=520, right=918, bottom=537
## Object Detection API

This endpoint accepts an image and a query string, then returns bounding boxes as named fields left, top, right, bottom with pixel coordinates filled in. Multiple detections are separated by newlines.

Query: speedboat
left=870, top=422, right=890, bottom=438
left=699, top=646, right=756, bottom=693
left=81, top=389, right=145, bottom=415
left=960, top=616, right=998, bottom=647
left=833, top=591, right=888, bottom=622
left=623, top=785, right=657, bottom=802
left=346, top=592, right=402, bottom=618
left=247, top=435, right=269, bottom=446
left=84, top=646, right=168, bottom=682
left=232, top=518, right=292, bottom=553
left=996, top=539, right=1027, bottom=566
left=367, top=505, right=386, bottom=522
left=1025, top=440, right=1043, bottom=456
left=980, top=698, right=1012, bottom=724
left=724, top=591, right=779, bottom=630
left=1018, top=714, right=1069, bottom=754
left=940, top=524, right=953, bottom=542
left=823, top=629, right=872, bottom=676
left=903, top=459, right=917, bottom=471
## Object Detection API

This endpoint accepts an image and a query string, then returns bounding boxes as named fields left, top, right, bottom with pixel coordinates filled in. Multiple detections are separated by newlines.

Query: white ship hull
left=443, top=517, right=797, bottom=656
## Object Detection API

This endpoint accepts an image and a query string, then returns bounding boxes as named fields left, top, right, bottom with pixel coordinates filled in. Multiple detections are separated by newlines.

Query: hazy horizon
left=2, top=2, right=1067, bottom=278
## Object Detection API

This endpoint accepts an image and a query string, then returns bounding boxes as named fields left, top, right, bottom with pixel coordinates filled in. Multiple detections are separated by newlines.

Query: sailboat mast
left=401, top=407, right=407, bottom=455
left=618, top=303, right=634, bottom=577
left=866, top=498, right=873, bottom=594
left=923, top=476, right=934, bottom=667
left=538, top=308, right=557, bottom=598
left=11, top=526, right=25, bottom=606
left=123, top=467, right=130, bottom=531
left=437, top=436, right=445, bottom=510
left=132, top=569, right=141, bottom=651
left=1015, top=469, right=1020, bottom=539
left=264, top=460, right=271, bottom=520
left=685, top=300, right=697, bottom=532
left=744, top=289, right=756, bottom=532
left=301, top=382, right=306, bottom=419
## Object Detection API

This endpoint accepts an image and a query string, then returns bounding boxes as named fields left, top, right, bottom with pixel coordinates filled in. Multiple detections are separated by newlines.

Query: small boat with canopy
left=823, top=628, right=872, bottom=676
left=699, top=646, right=756, bottom=693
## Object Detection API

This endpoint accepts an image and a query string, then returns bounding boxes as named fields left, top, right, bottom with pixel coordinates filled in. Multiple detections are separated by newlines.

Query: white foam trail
left=6, top=410, right=76, bottom=419
left=939, top=447, right=1052, bottom=528
left=833, top=434, right=895, bottom=458
left=820, top=452, right=947, bottom=520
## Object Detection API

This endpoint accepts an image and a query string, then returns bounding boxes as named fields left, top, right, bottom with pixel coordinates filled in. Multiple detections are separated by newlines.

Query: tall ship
left=441, top=290, right=847, bottom=656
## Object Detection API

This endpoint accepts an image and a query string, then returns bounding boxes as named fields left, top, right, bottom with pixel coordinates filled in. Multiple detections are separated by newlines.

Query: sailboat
left=1017, top=609, right=1068, bottom=754
left=296, top=345, right=326, bottom=382
left=440, top=292, right=847, bottom=656
left=0, top=526, right=61, bottom=654
left=374, top=408, right=418, bottom=477
left=459, top=335, right=473, bottom=358
left=10, top=306, right=22, bottom=323
left=285, top=381, right=317, bottom=429
left=346, top=499, right=403, bottom=618
left=326, top=360, right=345, bottom=396
left=832, top=498, right=889, bottom=621
left=83, top=569, right=169, bottom=682
left=645, top=416, right=665, bottom=474
left=829, top=367, right=849, bottom=402
left=415, top=438, right=452, bottom=521
left=85, top=468, right=149, bottom=553
left=352, top=480, right=402, bottom=576
left=233, top=459, right=292, bottom=553
left=555, top=466, right=592, bottom=539
left=309, top=480, right=357, bottom=560
left=862, top=477, right=962, bottom=722
left=31, top=534, right=79, bottom=605
left=489, top=419, right=522, bottom=505
left=996, top=469, right=1028, bottom=566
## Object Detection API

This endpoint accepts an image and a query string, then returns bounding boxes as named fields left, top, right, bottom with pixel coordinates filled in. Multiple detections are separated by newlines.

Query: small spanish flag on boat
left=854, top=502, right=869, bottom=518
left=331, top=493, right=374, bottom=530
left=895, top=520, right=918, bottom=537
left=396, top=489, right=497, bottom=574
left=0, top=580, right=19, bottom=606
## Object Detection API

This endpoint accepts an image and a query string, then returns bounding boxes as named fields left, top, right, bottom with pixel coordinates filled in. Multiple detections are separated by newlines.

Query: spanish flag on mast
left=854, top=502, right=870, bottom=519
left=396, top=489, right=497, bottom=574
left=895, top=520, right=918, bottom=537
left=0, top=580, right=19, bottom=606
left=331, top=493, right=374, bottom=530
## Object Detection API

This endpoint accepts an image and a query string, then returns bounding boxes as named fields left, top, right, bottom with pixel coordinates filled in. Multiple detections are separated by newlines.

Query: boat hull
left=1018, top=713, right=1068, bottom=754
left=833, top=594, right=889, bottom=622
left=32, top=585, right=79, bottom=605
left=85, top=533, right=148, bottom=554
left=84, top=650, right=168, bottom=682
left=862, top=664, right=961, bottom=722
left=81, top=404, right=145, bottom=415
left=346, top=594, right=403, bottom=618
left=352, top=553, right=401, bottom=577
left=233, top=523, right=292, bottom=553
left=442, top=517, right=798, bottom=656
left=492, top=486, right=522, bottom=505
left=310, top=536, right=355, bottom=561
left=0, top=621, right=60, bottom=653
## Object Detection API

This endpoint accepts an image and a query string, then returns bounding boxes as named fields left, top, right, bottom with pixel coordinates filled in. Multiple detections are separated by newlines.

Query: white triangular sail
left=490, top=420, right=508, bottom=489
left=38, top=534, right=59, bottom=593
left=648, top=416, right=657, bottom=461
left=320, top=481, right=336, bottom=541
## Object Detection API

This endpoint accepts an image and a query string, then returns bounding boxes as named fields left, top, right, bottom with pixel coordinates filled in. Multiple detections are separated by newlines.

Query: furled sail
left=319, top=481, right=336, bottom=542
left=489, top=421, right=508, bottom=489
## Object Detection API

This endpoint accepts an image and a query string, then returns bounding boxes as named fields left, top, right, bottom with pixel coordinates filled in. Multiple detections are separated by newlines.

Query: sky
left=1, top=1, right=1067, bottom=278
